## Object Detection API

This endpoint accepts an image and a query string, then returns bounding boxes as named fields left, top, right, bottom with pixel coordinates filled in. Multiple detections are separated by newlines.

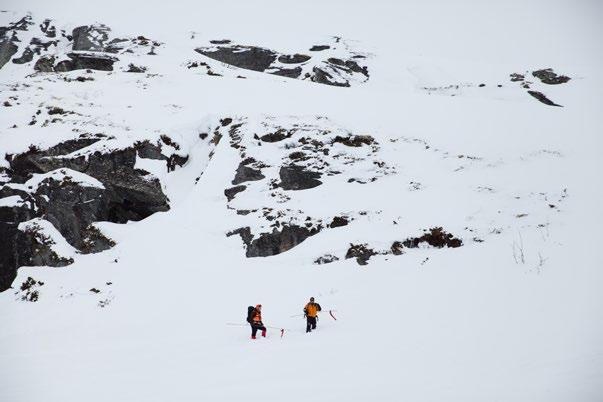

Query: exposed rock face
left=54, top=52, right=118, bottom=72
left=329, top=216, right=349, bottom=228
left=343, top=228, right=463, bottom=265
left=72, top=25, right=110, bottom=51
left=12, top=47, right=35, bottom=64
left=0, top=39, right=19, bottom=69
left=0, top=16, right=33, bottom=68
left=278, top=54, right=311, bottom=64
left=224, top=185, right=246, bottom=201
left=527, top=90, right=562, bottom=107
left=532, top=69, right=571, bottom=85
left=34, top=55, right=55, bottom=72
left=260, top=129, right=294, bottom=143
left=228, top=225, right=320, bottom=257
left=333, top=135, right=375, bottom=147
left=1, top=16, right=161, bottom=72
left=0, top=135, right=172, bottom=291
left=232, top=161, right=265, bottom=185
left=278, top=165, right=322, bottom=190
left=197, top=45, right=277, bottom=72
left=401, top=227, right=463, bottom=249
left=345, top=244, right=378, bottom=265
left=194, top=37, right=369, bottom=87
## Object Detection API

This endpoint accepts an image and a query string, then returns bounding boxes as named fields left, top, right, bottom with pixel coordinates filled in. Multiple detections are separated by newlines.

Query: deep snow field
left=1, top=1, right=602, bottom=401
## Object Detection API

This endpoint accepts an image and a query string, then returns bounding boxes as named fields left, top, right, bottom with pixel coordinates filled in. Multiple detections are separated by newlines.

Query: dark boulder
left=72, top=25, right=109, bottom=52
left=34, top=55, right=55, bottom=72
left=312, top=66, right=350, bottom=87
left=79, top=225, right=115, bottom=254
left=196, top=45, right=277, bottom=72
left=345, top=244, right=377, bottom=265
left=332, top=134, right=374, bottom=147
left=0, top=38, right=18, bottom=70
left=228, top=225, right=320, bottom=257
left=278, top=165, right=322, bottom=190
left=510, top=73, right=525, bottom=82
left=278, top=54, right=311, bottom=64
left=224, top=185, right=246, bottom=201
left=12, top=47, right=34, bottom=64
left=527, top=91, right=562, bottom=107
left=260, top=128, right=294, bottom=143
left=232, top=161, right=265, bottom=185
left=270, top=66, right=302, bottom=78
left=309, top=45, right=330, bottom=51
left=57, top=52, right=117, bottom=72
left=402, top=227, right=462, bottom=248
left=532, top=68, right=570, bottom=85
left=126, top=63, right=146, bottom=73
left=329, top=216, right=349, bottom=228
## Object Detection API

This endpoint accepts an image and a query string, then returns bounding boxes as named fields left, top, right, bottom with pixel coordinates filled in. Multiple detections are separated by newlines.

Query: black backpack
left=246, top=306, right=255, bottom=323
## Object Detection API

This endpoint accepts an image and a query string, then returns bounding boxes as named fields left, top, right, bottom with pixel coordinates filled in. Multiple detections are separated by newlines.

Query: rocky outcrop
left=345, top=244, right=378, bottom=265
left=527, top=91, right=562, bottom=107
left=278, top=165, right=322, bottom=190
left=332, top=135, right=375, bottom=147
left=194, top=37, right=369, bottom=87
left=2, top=15, right=161, bottom=73
left=532, top=68, right=570, bottom=85
left=0, top=135, right=172, bottom=291
left=224, top=185, right=246, bottom=201
left=54, top=52, right=118, bottom=72
left=343, top=228, right=463, bottom=266
left=328, top=216, right=349, bottom=228
left=0, top=38, right=18, bottom=69
left=197, top=45, right=277, bottom=72
left=227, top=224, right=321, bottom=257
left=232, top=160, right=265, bottom=185
left=401, top=227, right=463, bottom=249
left=0, top=16, right=33, bottom=69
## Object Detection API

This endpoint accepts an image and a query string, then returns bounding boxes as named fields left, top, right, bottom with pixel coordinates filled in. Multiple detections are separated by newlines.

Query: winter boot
left=261, top=329, right=266, bottom=337
left=251, top=335, right=256, bottom=340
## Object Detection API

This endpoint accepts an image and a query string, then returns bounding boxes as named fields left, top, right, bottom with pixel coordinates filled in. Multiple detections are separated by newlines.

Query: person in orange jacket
left=248, top=304, right=266, bottom=339
left=303, top=297, right=322, bottom=333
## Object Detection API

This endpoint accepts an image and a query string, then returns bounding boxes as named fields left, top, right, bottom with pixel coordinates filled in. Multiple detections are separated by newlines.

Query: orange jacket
left=252, top=310, right=262, bottom=323
left=304, top=302, right=322, bottom=318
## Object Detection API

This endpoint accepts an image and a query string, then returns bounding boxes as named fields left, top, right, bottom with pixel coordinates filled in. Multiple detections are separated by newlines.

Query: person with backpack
left=303, top=297, right=322, bottom=333
left=247, top=304, right=266, bottom=340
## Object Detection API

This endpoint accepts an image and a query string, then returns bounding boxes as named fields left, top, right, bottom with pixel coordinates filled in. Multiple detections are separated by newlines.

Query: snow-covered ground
left=1, top=1, right=602, bottom=401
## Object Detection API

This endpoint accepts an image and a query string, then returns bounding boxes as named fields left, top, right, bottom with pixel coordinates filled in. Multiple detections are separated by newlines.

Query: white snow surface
left=1, top=1, right=602, bottom=402
left=6, top=168, right=105, bottom=192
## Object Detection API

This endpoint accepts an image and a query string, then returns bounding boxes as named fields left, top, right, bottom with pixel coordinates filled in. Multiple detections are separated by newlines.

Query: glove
left=304, top=314, right=307, bottom=318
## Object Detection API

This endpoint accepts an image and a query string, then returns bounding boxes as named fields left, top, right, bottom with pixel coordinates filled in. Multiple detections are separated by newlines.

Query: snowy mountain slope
left=1, top=1, right=602, bottom=401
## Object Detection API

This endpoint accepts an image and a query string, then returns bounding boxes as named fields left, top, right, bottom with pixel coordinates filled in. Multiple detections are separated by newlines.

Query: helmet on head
left=310, top=297, right=315, bottom=302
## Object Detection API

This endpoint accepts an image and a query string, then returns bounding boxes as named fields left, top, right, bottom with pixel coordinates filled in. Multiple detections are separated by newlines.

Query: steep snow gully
left=1, top=2, right=602, bottom=402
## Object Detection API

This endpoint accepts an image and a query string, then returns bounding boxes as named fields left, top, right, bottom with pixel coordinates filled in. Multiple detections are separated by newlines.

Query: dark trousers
left=251, top=322, right=266, bottom=337
left=306, top=316, right=317, bottom=333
